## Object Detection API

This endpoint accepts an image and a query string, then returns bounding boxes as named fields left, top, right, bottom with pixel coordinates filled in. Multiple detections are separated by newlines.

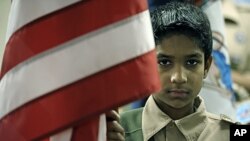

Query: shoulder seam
left=206, top=112, right=220, bottom=120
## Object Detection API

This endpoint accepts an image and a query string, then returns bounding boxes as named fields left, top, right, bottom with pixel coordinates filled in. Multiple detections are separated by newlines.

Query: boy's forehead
left=156, top=34, right=204, bottom=56
left=156, top=48, right=204, bottom=59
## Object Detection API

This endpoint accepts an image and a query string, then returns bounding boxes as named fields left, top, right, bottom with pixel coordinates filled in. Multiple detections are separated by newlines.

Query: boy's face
left=153, top=34, right=212, bottom=109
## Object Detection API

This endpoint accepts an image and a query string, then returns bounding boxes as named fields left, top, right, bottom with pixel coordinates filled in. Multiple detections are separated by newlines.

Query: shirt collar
left=142, top=96, right=208, bottom=141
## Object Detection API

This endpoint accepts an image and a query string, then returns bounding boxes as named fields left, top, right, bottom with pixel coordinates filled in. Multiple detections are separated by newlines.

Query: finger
left=107, top=131, right=125, bottom=141
left=107, top=121, right=124, bottom=133
left=106, top=110, right=120, bottom=122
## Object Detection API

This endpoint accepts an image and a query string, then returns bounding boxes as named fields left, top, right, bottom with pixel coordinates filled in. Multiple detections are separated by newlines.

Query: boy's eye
left=158, top=59, right=171, bottom=66
left=186, top=59, right=199, bottom=66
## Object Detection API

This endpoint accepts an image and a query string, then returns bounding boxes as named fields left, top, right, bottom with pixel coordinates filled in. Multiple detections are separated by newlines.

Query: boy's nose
left=170, top=67, right=187, bottom=84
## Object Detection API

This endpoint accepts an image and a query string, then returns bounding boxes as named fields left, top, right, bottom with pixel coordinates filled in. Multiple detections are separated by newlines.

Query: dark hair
left=150, top=1, right=212, bottom=61
left=148, top=0, right=195, bottom=10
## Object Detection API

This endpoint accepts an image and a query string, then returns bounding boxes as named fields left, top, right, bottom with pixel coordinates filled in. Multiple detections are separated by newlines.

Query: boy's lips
left=165, top=88, right=190, bottom=98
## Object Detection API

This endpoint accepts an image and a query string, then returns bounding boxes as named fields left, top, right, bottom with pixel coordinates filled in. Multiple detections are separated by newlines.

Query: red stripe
left=0, top=51, right=160, bottom=140
left=71, top=116, right=100, bottom=141
left=1, top=0, right=148, bottom=78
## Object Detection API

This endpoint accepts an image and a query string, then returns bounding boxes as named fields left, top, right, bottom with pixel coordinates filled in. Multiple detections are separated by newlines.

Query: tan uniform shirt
left=142, top=96, right=233, bottom=141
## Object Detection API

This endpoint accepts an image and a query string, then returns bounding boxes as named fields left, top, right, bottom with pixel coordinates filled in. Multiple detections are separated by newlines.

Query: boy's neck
left=155, top=100, right=195, bottom=120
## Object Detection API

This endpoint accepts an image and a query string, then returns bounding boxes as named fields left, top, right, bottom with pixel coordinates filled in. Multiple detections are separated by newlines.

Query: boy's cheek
left=159, top=75, right=171, bottom=87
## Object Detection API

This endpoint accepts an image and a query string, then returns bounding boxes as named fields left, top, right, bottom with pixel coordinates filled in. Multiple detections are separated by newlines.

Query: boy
left=107, top=2, right=236, bottom=141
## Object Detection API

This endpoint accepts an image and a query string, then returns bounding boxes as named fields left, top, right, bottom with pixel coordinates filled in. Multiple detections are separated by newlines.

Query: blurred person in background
left=222, top=0, right=250, bottom=124
left=223, top=0, right=250, bottom=97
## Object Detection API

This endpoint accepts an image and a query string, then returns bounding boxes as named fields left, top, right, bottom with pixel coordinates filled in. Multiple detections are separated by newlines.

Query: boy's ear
left=204, top=56, right=213, bottom=79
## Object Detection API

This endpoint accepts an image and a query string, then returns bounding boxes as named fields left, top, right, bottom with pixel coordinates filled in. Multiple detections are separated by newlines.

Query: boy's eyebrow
left=157, top=53, right=203, bottom=58
left=185, top=53, right=203, bottom=58
left=157, top=53, right=174, bottom=58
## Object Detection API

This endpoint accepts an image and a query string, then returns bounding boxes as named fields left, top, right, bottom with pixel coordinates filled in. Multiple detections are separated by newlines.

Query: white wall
left=0, top=0, right=11, bottom=66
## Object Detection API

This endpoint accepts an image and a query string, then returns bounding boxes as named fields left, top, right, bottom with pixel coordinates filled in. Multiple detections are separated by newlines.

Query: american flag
left=0, top=0, right=160, bottom=140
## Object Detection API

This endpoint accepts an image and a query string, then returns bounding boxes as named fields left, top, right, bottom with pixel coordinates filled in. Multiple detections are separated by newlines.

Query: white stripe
left=6, top=0, right=80, bottom=44
left=50, top=128, right=73, bottom=141
left=0, top=10, right=155, bottom=119
left=98, top=114, right=107, bottom=141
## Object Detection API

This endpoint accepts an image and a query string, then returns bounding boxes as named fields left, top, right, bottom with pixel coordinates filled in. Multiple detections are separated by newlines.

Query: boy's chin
left=167, top=102, right=190, bottom=109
